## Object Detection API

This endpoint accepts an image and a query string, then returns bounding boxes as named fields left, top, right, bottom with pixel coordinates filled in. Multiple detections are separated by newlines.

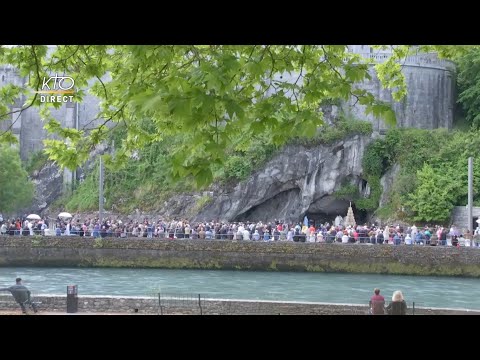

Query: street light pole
left=468, top=157, right=473, bottom=237
left=99, top=156, right=104, bottom=226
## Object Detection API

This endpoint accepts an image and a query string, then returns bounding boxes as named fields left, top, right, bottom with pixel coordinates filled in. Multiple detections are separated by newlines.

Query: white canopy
left=58, top=212, right=73, bottom=219
left=26, top=214, right=41, bottom=220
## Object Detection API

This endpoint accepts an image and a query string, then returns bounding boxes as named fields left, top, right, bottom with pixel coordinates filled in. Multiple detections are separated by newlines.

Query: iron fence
left=156, top=293, right=205, bottom=315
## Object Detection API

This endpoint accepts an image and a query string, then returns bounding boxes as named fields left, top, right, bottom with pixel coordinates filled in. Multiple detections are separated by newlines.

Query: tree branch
left=0, top=46, right=41, bottom=139
left=79, top=46, right=109, bottom=101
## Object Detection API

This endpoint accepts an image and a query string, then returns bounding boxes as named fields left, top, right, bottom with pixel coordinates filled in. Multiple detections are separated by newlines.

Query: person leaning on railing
left=0, top=278, right=38, bottom=314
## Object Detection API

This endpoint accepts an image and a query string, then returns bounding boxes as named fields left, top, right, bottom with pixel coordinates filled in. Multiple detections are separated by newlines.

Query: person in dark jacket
left=0, top=278, right=38, bottom=314
left=385, top=290, right=407, bottom=315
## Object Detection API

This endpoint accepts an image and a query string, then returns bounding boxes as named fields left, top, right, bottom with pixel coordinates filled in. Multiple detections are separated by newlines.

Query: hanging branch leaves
left=0, top=45, right=468, bottom=187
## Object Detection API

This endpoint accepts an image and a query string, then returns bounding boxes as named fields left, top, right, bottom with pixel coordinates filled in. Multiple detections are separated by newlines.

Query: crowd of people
left=0, top=217, right=49, bottom=236
left=2, top=215, right=480, bottom=246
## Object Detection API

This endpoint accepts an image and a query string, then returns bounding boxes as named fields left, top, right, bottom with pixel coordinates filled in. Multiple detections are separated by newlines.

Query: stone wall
left=344, top=64, right=455, bottom=131
left=451, top=206, right=480, bottom=231
left=1, top=237, right=480, bottom=276
left=0, top=294, right=478, bottom=315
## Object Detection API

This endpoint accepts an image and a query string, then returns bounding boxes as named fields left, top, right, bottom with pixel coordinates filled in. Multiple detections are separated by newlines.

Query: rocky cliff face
left=194, top=134, right=375, bottom=223
left=28, top=161, right=63, bottom=214
left=379, top=163, right=401, bottom=207
left=26, top=134, right=391, bottom=224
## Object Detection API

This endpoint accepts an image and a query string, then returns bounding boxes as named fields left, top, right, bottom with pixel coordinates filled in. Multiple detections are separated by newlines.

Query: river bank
left=1, top=237, right=480, bottom=276
left=1, top=294, right=479, bottom=315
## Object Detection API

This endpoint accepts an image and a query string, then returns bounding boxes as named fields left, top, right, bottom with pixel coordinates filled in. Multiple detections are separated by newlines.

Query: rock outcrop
left=194, top=135, right=374, bottom=223
left=379, top=163, right=401, bottom=207
left=29, top=161, right=63, bottom=213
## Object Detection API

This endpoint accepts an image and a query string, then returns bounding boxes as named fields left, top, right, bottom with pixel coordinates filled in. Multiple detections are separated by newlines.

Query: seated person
left=369, top=288, right=385, bottom=315
left=385, top=290, right=407, bottom=315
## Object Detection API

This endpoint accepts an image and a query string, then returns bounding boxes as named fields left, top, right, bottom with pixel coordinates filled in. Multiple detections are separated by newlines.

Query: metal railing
left=156, top=293, right=204, bottom=315
left=3, top=230, right=480, bottom=247
left=349, top=52, right=456, bottom=70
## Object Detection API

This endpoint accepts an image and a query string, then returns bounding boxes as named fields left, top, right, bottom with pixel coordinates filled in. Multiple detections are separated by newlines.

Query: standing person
left=0, top=278, right=38, bottom=314
left=385, top=290, right=407, bottom=315
left=383, top=226, right=390, bottom=244
left=369, top=288, right=385, bottom=315
left=0, top=222, right=7, bottom=235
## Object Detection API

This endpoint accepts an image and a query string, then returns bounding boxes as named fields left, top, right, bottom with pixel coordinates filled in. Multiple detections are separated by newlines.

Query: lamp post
left=99, top=156, right=104, bottom=226
left=468, top=157, right=473, bottom=239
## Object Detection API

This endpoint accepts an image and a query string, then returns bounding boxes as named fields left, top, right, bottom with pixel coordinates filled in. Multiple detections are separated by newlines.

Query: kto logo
left=37, top=74, right=75, bottom=103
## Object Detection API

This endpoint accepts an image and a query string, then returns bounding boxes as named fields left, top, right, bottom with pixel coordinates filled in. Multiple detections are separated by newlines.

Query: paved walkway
left=0, top=310, right=143, bottom=315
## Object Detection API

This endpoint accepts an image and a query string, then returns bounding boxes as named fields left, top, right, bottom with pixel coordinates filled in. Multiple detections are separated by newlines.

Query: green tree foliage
left=23, top=150, right=49, bottom=174
left=65, top=163, right=99, bottom=212
left=405, top=164, right=456, bottom=223
left=0, top=45, right=470, bottom=188
left=0, top=145, right=34, bottom=213
left=370, top=128, right=480, bottom=223
left=457, top=47, right=480, bottom=128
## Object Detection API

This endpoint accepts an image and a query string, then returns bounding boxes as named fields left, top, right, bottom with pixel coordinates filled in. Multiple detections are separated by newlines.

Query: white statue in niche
left=335, top=215, right=343, bottom=227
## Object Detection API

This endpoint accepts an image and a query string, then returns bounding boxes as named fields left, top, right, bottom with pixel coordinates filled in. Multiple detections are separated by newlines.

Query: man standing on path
left=0, top=278, right=38, bottom=314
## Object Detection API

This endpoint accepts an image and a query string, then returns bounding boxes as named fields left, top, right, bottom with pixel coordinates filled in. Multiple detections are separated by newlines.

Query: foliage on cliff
left=23, top=150, right=49, bottom=175
left=65, top=116, right=372, bottom=213
left=457, top=47, right=480, bottom=129
left=332, top=125, right=480, bottom=224
left=0, top=145, right=34, bottom=214
left=371, top=128, right=480, bottom=223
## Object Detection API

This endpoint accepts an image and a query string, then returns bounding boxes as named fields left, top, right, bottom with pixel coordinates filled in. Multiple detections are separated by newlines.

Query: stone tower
left=0, top=64, right=102, bottom=194
left=346, top=45, right=456, bottom=131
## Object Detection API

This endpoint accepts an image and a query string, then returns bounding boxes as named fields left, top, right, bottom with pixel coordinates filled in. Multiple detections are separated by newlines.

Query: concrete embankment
left=1, top=294, right=478, bottom=315
left=1, top=237, right=480, bottom=277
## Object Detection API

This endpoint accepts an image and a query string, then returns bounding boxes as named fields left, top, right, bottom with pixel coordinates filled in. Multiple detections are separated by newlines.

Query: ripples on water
left=0, top=268, right=478, bottom=309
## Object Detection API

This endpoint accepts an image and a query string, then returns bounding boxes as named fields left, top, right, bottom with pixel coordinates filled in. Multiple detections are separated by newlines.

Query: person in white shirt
left=411, top=224, right=418, bottom=241
left=0, top=222, right=7, bottom=235
left=316, top=232, right=324, bottom=242
left=287, top=229, right=294, bottom=241
left=404, top=234, right=412, bottom=245
left=383, top=227, right=390, bottom=244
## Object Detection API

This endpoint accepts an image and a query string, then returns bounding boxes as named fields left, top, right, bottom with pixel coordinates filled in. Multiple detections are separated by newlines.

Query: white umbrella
left=26, top=214, right=41, bottom=220
left=58, top=212, right=73, bottom=219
